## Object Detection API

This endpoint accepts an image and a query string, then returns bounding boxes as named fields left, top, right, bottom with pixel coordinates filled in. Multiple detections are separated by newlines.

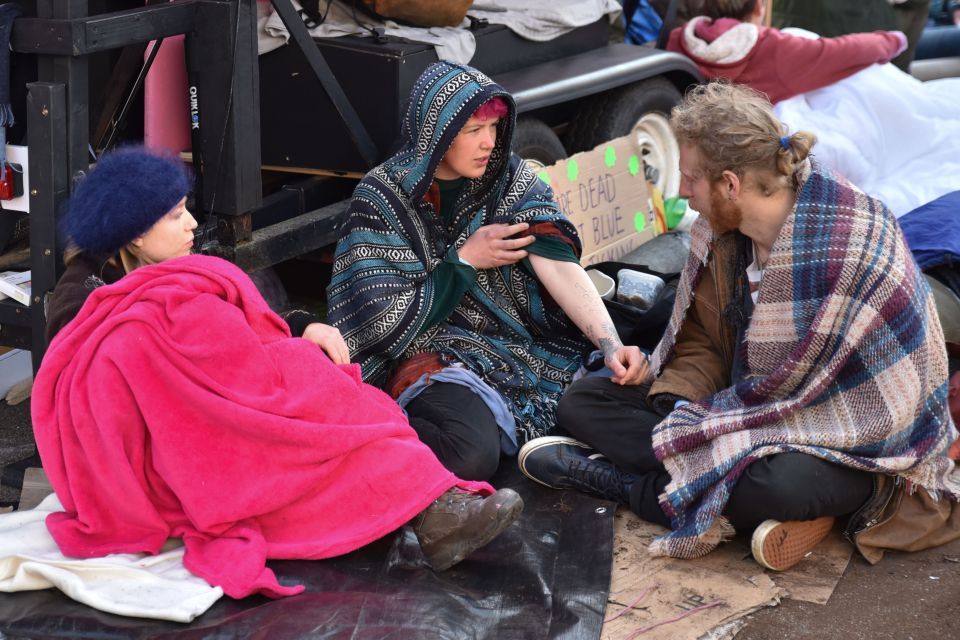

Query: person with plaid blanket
left=520, top=82, right=960, bottom=570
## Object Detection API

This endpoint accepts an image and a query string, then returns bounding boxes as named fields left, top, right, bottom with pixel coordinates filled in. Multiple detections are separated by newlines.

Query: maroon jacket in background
left=666, top=17, right=904, bottom=103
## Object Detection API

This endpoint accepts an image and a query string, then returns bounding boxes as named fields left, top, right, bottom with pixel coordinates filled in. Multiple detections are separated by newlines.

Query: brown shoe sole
left=751, top=516, right=835, bottom=571
left=424, top=490, right=524, bottom=571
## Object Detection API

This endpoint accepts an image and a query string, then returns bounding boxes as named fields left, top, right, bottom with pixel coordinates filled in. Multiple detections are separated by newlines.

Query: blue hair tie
left=779, top=136, right=791, bottom=151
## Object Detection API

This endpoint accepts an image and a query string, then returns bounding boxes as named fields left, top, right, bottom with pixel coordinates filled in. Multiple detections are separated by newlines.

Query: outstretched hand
left=301, top=322, right=351, bottom=365
left=605, top=345, right=650, bottom=386
left=457, top=222, right=536, bottom=269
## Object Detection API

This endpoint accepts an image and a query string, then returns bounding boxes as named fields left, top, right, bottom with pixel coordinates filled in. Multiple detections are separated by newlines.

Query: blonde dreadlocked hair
left=670, top=81, right=816, bottom=196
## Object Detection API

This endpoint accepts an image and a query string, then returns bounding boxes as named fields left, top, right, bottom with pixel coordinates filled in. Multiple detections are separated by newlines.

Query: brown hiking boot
left=751, top=516, right=835, bottom=571
left=412, top=487, right=523, bottom=571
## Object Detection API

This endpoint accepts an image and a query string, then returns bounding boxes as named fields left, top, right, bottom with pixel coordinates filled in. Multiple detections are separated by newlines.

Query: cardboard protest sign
left=536, top=135, right=664, bottom=266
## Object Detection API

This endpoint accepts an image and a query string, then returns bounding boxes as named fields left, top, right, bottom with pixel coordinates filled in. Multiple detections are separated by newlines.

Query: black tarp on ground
left=0, top=466, right=615, bottom=639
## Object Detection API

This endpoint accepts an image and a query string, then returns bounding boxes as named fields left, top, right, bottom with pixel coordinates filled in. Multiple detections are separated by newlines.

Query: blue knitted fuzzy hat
left=64, top=146, right=192, bottom=255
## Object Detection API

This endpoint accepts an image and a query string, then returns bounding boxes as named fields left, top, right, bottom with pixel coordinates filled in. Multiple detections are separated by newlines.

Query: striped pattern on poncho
left=647, top=159, right=960, bottom=559
left=327, top=62, right=590, bottom=442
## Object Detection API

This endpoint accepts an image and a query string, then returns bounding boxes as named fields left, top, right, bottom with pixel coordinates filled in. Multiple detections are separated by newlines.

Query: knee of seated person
left=556, top=397, right=588, bottom=439
left=446, top=446, right=500, bottom=482
left=556, top=377, right=607, bottom=434
left=735, top=453, right=814, bottom=505
left=555, top=394, right=580, bottom=434
left=727, top=453, right=875, bottom=531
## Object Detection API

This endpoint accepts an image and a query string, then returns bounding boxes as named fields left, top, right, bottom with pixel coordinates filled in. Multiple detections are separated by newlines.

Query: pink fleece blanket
left=32, top=255, right=488, bottom=599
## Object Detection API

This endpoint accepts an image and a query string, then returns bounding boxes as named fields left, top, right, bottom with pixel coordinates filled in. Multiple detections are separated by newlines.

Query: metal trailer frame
left=3, top=0, right=699, bottom=370
left=4, top=0, right=381, bottom=370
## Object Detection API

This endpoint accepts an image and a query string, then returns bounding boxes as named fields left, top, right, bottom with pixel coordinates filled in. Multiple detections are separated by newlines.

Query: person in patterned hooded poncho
left=328, top=61, right=647, bottom=481
left=521, top=82, right=960, bottom=571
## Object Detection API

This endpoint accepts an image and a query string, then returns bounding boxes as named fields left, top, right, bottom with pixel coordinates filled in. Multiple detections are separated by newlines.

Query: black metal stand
left=269, top=0, right=378, bottom=168
left=4, top=0, right=389, bottom=370
left=24, top=82, right=66, bottom=371
left=9, top=0, right=267, bottom=371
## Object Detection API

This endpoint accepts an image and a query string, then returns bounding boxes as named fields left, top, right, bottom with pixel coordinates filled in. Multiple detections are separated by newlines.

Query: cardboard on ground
left=536, top=134, right=657, bottom=266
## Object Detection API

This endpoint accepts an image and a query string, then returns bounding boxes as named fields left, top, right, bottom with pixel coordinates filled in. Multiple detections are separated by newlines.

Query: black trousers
left=405, top=382, right=502, bottom=481
left=556, top=377, right=875, bottom=531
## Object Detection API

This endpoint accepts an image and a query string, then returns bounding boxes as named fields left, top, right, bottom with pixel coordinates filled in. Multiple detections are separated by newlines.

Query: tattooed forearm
left=528, top=256, right=625, bottom=352
left=598, top=337, right=617, bottom=356
left=597, top=321, right=622, bottom=356
left=586, top=319, right=623, bottom=355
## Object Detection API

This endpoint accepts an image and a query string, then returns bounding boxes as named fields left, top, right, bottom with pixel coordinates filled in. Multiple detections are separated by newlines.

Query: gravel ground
left=0, top=398, right=37, bottom=505
left=738, top=538, right=960, bottom=639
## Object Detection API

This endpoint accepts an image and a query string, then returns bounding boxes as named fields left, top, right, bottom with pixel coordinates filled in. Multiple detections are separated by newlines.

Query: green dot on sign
left=628, top=155, right=640, bottom=177
left=604, top=146, right=616, bottom=168
left=634, top=212, right=646, bottom=232
left=537, top=170, right=551, bottom=185
left=566, top=159, right=579, bottom=182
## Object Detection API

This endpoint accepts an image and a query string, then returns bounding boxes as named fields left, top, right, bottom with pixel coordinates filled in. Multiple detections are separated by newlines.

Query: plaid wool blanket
left=647, top=159, right=960, bottom=558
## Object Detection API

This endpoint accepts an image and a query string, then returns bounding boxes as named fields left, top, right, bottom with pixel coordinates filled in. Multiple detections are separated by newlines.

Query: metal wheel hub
left=632, top=112, right=680, bottom=198
left=524, top=158, right=547, bottom=173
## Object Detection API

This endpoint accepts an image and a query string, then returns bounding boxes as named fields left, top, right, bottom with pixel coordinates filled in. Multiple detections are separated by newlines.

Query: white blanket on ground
left=773, top=63, right=960, bottom=218
left=0, top=494, right=222, bottom=623
left=259, top=0, right=621, bottom=62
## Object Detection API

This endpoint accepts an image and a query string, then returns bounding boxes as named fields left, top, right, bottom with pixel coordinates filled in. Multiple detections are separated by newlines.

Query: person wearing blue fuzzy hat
left=36, top=145, right=525, bottom=581
left=63, top=145, right=196, bottom=264
left=46, top=146, right=350, bottom=366
left=46, top=146, right=198, bottom=342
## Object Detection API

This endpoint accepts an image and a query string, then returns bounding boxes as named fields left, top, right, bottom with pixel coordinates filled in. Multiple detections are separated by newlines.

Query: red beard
left=705, top=183, right=743, bottom=235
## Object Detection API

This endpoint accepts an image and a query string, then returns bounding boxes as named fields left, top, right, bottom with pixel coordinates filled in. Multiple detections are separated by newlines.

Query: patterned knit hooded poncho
left=327, top=62, right=590, bottom=443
